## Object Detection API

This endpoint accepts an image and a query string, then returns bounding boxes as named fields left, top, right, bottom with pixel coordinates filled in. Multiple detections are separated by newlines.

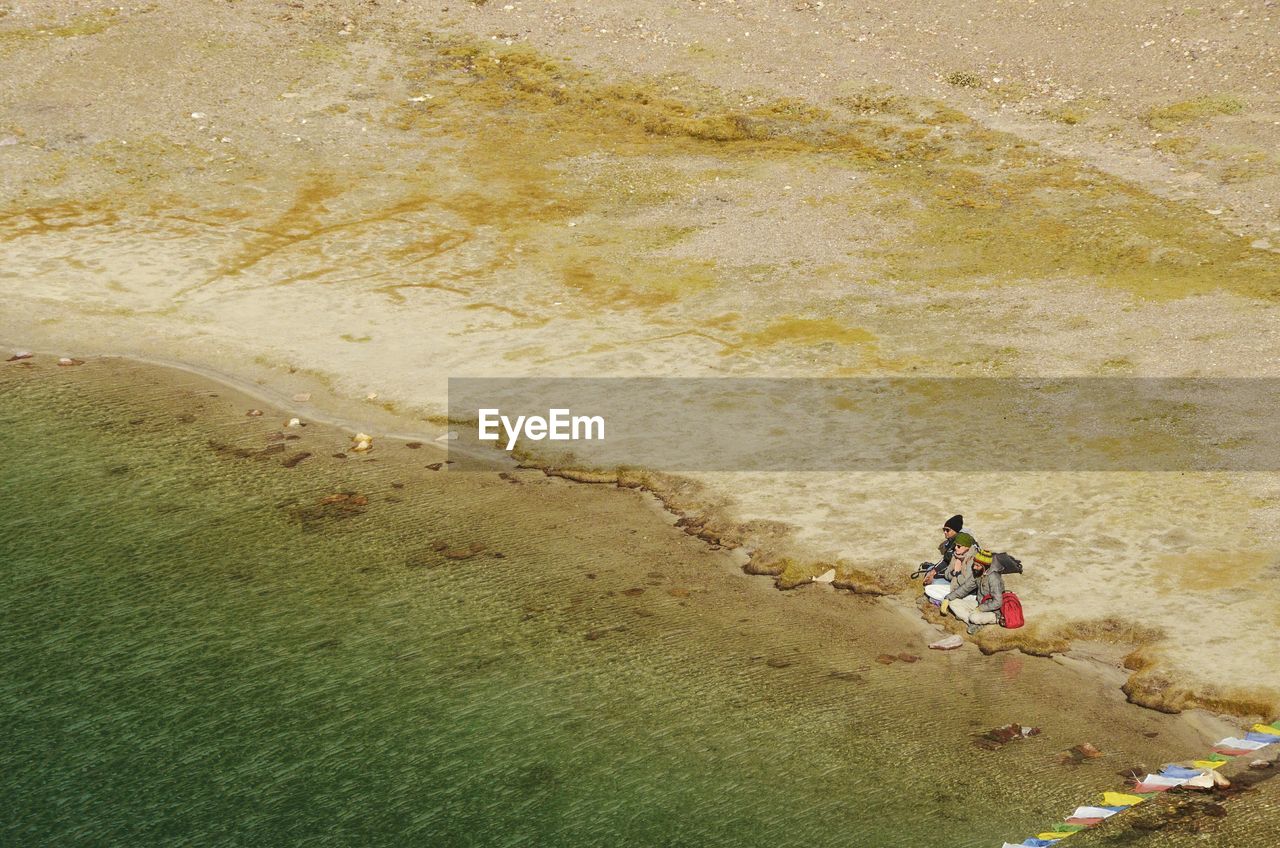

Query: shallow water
left=0, top=360, right=1265, bottom=847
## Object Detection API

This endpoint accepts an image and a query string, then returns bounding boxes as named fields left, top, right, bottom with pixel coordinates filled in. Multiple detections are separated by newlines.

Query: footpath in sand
left=1, top=0, right=1279, bottom=715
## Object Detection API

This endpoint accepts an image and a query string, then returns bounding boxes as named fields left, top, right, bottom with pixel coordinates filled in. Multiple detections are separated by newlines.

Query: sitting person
left=921, top=515, right=975, bottom=585
left=940, top=546, right=1003, bottom=634
left=945, top=531, right=978, bottom=592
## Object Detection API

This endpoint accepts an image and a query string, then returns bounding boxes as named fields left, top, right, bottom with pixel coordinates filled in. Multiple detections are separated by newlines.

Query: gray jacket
left=946, top=567, right=1005, bottom=612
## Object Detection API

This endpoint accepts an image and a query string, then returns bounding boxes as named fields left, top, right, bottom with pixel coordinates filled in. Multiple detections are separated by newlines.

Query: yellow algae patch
left=0, top=10, right=119, bottom=46
left=1146, top=94, right=1246, bottom=131
left=559, top=255, right=719, bottom=308
left=734, top=317, right=875, bottom=350
left=1163, top=550, right=1275, bottom=592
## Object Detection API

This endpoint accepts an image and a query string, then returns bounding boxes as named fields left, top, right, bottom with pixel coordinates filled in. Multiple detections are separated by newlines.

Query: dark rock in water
left=404, top=551, right=436, bottom=570
left=1058, top=742, right=1103, bottom=765
left=405, top=441, right=422, bottom=449
left=107, top=464, right=130, bottom=476
left=332, top=452, right=347, bottom=459
left=621, top=587, right=645, bottom=597
left=897, top=653, right=920, bottom=663
left=390, top=482, right=404, bottom=489
left=829, top=670, right=865, bottom=683
left=254, top=443, right=286, bottom=459
left=974, top=724, right=1041, bottom=750
left=1144, top=730, right=1160, bottom=738
left=875, top=654, right=897, bottom=665
left=282, top=451, right=312, bottom=468
left=426, top=462, right=444, bottom=470
left=765, top=657, right=793, bottom=668
left=289, top=491, right=368, bottom=531
left=284, top=434, right=301, bottom=441
left=128, top=418, right=144, bottom=425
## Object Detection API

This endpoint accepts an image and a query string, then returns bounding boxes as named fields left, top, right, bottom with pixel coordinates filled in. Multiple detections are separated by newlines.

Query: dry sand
left=1, top=0, right=1278, bottom=715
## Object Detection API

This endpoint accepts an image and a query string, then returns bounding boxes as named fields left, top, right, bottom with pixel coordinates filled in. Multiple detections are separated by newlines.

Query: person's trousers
left=949, top=595, right=999, bottom=625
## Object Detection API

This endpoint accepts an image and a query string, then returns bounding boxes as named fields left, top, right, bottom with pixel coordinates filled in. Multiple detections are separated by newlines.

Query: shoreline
left=6, top=344, right=1270, bottom=730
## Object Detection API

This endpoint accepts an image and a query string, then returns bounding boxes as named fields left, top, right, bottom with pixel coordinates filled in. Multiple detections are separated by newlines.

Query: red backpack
left=1000, top=592, right=1024, bottom=629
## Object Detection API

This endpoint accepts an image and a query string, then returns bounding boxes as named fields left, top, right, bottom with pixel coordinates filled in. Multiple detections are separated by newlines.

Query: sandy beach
left=2, top=0, right=1279, bottom=723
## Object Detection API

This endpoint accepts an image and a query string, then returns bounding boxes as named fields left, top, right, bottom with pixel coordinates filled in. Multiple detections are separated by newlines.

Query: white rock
left=286, top=417, right=302, bottom=428
left=812, top=568, right=836, bottom=584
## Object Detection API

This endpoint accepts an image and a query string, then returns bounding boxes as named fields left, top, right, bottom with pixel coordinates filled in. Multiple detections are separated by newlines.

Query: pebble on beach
left=57, top=357, right=85, bottom=366
left=7, top=351, right=33, bottom=361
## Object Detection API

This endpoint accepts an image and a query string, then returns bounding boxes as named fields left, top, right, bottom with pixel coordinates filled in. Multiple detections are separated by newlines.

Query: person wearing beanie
left=941, top=546, right=1005, bottom=634
left=920, top=515, right=977, bottom=586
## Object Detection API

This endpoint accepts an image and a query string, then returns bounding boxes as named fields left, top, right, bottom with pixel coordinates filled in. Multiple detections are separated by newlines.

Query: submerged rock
left=973, top=724, right=1041, bottom=751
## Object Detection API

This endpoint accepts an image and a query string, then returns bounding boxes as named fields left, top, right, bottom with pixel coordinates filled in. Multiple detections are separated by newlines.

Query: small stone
left=285, top=417, right=302, bottom=428
left=1248, top=759, right=1272, bottom=770
left=246, top=409, right=263, bottom=417
left=282, top=452, right=312, bottom=468
left=621, top=587, right=645, bottom=597
left=1072, top=742, right=1103, bottom=759
left=405, top=441, right=423, bottom=449
left=875, top=654, right=897, bottom=665
left=897, top=653, right=920, bottom=663
left=6, top=351, right=33, bottom=361
left=765, top=657, right=793, bottom=668
left=57, top=357, right=84, bottom=366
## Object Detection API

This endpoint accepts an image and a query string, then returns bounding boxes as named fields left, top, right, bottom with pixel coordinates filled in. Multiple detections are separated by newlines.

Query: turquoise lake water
left=1, top=360, right=1268, bottom=847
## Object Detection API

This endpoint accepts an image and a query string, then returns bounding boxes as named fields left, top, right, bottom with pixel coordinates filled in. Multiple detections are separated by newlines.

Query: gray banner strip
left=447, top=378, right=1280, bottom=471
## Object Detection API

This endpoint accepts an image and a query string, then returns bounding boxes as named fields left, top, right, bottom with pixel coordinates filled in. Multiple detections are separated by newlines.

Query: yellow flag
left=1102, top=791, right=1147, bottom=807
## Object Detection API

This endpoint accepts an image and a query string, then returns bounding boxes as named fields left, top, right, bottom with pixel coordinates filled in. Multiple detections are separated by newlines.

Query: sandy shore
left=2, top=0, right=1278, bottom=717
